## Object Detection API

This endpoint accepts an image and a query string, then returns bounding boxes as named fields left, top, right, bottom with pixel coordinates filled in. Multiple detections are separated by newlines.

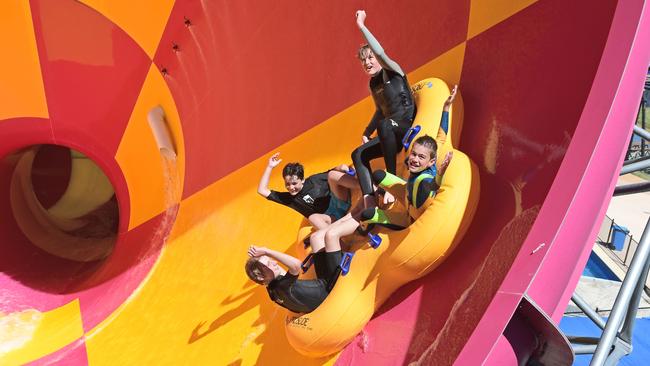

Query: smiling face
left=407, top=143, right=436, bottom=174
left=358, top=46, right=382, bottom=76
left=283, top=175, right=304, bottom=196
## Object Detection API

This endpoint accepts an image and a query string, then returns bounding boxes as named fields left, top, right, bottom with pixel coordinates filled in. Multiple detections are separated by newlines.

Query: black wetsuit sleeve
left=363, top=108, right=384, bottom=138
left=266, top=190, right=292, bottom=206
left=415, top=177, right=438, bottom=208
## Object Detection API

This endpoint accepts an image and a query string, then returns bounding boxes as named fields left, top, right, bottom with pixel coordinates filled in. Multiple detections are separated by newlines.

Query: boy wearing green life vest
left=360, top=87, right=456, bottom=229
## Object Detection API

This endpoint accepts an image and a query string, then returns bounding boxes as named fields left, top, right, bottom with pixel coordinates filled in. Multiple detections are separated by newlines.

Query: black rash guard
left=267, top=273, right=327, bottom=313
left=266, top=172, right=330, bottom=218
left=266, top=251, right=342, bottom=313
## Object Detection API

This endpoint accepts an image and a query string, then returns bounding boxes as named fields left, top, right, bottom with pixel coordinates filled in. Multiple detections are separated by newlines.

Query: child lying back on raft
left=245, top=229, right=346, bottom=313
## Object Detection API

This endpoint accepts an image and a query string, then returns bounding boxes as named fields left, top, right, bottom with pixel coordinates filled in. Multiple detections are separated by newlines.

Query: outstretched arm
left=248, top=245, right=302, bottom=275
left=443, top=85, right=457, bottom=113
left=257, top=153, right=282, bottom=198
left=436, top=85, right=458, bottom=145
left=356, top=10, right=404, bottom=76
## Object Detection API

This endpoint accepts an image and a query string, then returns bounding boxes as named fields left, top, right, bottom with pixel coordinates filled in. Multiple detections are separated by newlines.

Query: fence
left=596, top=214, right=650, bottom=295
left=596, top=214, right=639, bottom=269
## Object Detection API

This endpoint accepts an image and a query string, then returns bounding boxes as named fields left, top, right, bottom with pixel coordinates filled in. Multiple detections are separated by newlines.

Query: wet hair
left=245, top=258, right=275, bottom=285
left=282, top=162, right=304, bottom=180
left=413, top=135, right=438, bottom=159
left=357, top=44, right=372, bottom=60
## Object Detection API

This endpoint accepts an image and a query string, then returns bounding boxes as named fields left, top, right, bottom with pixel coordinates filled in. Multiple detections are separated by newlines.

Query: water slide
left=1, top=0, right=649, bottom=365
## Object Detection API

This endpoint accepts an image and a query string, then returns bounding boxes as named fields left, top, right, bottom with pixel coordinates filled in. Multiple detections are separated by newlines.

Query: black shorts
left=313, top=250, right=342, bottom=292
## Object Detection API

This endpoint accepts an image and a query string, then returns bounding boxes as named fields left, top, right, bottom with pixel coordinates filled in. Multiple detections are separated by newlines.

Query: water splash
left=174, top=53, right=201, bottom=115
left=198, top=0, right=219, bottom=52
left=357, top=329, right=370, bottom=353
left=188, top=28, right=210, bottom=76
left=81, top=153, right=182, bottom=347
left=146, top=154, right=181, bottom=259
left=0, top=309, right=43, bottom=356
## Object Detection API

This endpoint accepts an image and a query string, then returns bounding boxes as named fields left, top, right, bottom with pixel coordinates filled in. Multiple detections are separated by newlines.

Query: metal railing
left=598, top=216, right=637, bottom=267
left=568, top=69, right=650, bottom=366
left=625, top=80, right=649, bottom=171
left=596, top=214, right=649, bottom=296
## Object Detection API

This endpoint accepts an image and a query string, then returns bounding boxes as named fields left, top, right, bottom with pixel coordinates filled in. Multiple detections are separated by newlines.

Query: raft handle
left=301, top=253, right=314, bottom=273
left=368, top=233, right=382, bottom=249
left=402, top=125, right=421, bottom=150
left=340, top=252, right=354, bottom=276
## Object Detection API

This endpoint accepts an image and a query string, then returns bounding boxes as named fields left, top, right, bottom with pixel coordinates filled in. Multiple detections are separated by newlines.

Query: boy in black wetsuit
left=351, top=10, right=416, bottom=210
left=245, top=240, right=343, bottom=314
left=257, top=153, right=358, bottom=229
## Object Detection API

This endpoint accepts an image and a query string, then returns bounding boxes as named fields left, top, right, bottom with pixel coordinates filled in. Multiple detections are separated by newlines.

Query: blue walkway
left=559, top=316, right=650, bottom=365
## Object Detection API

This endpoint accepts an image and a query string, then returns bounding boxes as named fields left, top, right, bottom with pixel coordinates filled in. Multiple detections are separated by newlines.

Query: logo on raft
left=286, top=315, right=311, bottom=330
left=411, top=81, right=433, bottom=93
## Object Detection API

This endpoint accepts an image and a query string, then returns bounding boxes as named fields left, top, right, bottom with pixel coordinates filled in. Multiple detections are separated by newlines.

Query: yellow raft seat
left=285, top=78, right=480, bottom=357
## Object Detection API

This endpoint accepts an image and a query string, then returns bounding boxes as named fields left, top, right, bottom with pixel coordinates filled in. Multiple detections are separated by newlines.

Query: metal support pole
left=628, top=101, right=644, bottom=160
left=619, top=243, right=650, bottom=343
left=568, top=336, right=600, bottom=344
left=590, top=218, right=650, bottom=365
left=614, top=181, right=650, bottom=196
left=642, top=94, right=646, bottom=156
left=571, top=293, right=607, bottom=329
left=626, top=103, right=640, bottom=160
left=619, top=159, right=650, bottom=175
left=623, top=154, right=650, bottom=166
left=574, top=344, right=598, bottom=355
left=634, top=125, right=650, bottom=142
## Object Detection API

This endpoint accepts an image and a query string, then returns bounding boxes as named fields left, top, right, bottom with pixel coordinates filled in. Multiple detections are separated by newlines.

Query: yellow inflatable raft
left=285, top=78, right=480, bottom=357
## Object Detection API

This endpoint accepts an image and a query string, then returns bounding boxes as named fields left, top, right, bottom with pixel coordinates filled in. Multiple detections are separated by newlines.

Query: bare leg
left=309, top=228, right=327, bottom=253
left=308, top=213, right=332, bottom=229
left=349, top=199, right=365, bottom=220
left=324, top=216, right=360, bottom=252
left=327, top=170, right=358, bottom=200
